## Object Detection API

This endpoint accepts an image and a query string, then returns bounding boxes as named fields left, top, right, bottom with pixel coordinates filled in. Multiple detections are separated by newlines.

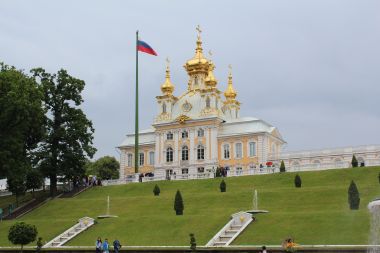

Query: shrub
left=280, top=160, right=286, bottom=173
left=189, top=233, right=196, bottom=252
left=351, top=155, right=358, bottom=168
left=348, top=180, right=360, bottom=210
left=294, top=174, right=302, bottom=188
left=153, top=184, right=160, bottom=196
left=220, top=180, right=226, bottom=192
left=174, top=190, right=184, bottom=215
left=8, top=222, right=38, bottom=252
left=36, top=237, right=43, bottom=253
left=378, top=172, right=380, bottom=184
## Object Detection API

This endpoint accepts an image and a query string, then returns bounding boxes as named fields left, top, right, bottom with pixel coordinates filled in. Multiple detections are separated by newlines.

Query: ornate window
left=194, top=76, right=199, bottom=86
left=197, top=145, right=205, bottom=160
left=139, top=152, right=144, bottom=166
left=181, top=130, right=188, bottom=139
left=206, top=96, right=211, bottom=108
left=127, top=153, right=133, bottom=167
left=162, top=102, right=166, bottom=113
left=235, top=143, right=242, bottom=159
left=197, top=128, right=204, bottom=137
left=149, top=151, right=155, bottom=165
left=182, top=146, right=189, bottom=161
left=182, top=168, right=189, bottom=174
left=166, top=147, right=173, bottom=162
left=166, top=131, right=173, bottom=140
left=249, top=142, right=256, bottom=157
left=197, top=167, right=204, bottom=173
left=223, top=144, right=230, bottom=159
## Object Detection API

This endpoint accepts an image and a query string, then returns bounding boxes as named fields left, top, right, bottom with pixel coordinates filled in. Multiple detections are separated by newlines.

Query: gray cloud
left=1, top=0, right=379, bottom=159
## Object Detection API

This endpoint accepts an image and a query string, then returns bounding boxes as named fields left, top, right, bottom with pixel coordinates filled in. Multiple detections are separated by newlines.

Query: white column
left=174, top=130, right=179, bottom=163
left=189, top=129, right=195, bottom=162
left=119, top=149, right=125, bottom=179
left=160, top=132, right=165, bottom=164
left=155, top=133, right=160, bottom=166
left=211, top=127, right=218, bottom=161
left=205, top=127, right=210, bottom=160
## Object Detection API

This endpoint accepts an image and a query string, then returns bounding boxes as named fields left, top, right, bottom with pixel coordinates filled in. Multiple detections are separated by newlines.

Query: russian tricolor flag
left=137, top=40, right=157, bottom=56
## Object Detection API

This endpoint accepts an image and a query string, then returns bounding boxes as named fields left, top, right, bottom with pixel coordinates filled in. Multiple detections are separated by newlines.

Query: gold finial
left=224, top=65, right=237, bottom=100
left=205, top=50, right=217, bottom=87
left=196, top=25, right=202, bottom=39
left=161, top=57, right=174, bottom=96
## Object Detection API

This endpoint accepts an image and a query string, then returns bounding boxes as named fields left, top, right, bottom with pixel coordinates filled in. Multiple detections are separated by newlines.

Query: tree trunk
left=49, top=174, right=57, bottom=197
left=20, top=244, right=23, bottom=253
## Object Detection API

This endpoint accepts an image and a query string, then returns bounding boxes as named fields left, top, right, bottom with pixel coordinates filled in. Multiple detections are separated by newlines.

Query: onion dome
left=224, top=67, right=237, bottom=100
left=161, top=60, right=175, bottom=96
left=205, top=61, right=217, bottom=87
left=184, top=26, right=210, bottom=74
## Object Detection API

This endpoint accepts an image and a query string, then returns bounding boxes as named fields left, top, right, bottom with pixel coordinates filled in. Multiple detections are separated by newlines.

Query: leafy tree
left=280, top=160, right=286, bottom=173
left=26, top=168, right=43, bottom=197
left=189, top=233, right=196, bottom=252
left=0, top=63, right=44, bottom=180
left=348, top=180, right=360, bottom=210
left=32, top=68, right=96, bottom=196
left=174, top=190, right=184, bottom=215
left=153, top=184, right=160, bottom=196
left=86, top=156, right=119, bottom=180
left=294, top=174, right=302, bottom=188
left=8, top=222, right=38, bottom=252
left=351, top=155, right=358, bottom=168
left=220, top=180, right=226, bottom=192
left=7, top=175, right=27, bottom=205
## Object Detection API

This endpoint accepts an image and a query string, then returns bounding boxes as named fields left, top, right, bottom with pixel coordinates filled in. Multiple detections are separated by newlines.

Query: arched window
left=194, top=76, right=199, bottom=86
left=197, top=145, right=205, bottom=160
left=181, top=130, right=188, bottom=139
left=127, top=153, right=133, bottom=167
left=182, top=146, right=189, bottom=161
left=223, top=144, right=230, bottom=159
left=249, top=142, right=256, bottom=157
left=197, top=128, right=204, bottom=137
left=166, top=147, right=173, bottom=162
left=235, top=143, right=242, bottom=158
left=271, top=143, right=276, bottom=154
left=206, top=96, right=211, bottom=108
left=162, top=102, right=167, bottom=113
left=166, top=131, right=173, bottom=140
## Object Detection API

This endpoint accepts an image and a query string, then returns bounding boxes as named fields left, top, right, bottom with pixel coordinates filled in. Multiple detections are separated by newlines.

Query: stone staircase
left=43, top=217, right=95, bottom=248
left=206, top=211, right=253, bottom=247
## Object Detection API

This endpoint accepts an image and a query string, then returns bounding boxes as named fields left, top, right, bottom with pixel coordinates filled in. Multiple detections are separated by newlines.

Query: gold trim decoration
left=176, top=115, right=191, bottom=124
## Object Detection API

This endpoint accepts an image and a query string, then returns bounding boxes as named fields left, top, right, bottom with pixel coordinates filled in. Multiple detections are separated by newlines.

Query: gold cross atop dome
left=196, top=25, right=202, bottom=38
left=184, top=25, right=210, bottom=75
left=224, top=64, right=237, bottom=100
left=160, top=57, right=175, bottom=96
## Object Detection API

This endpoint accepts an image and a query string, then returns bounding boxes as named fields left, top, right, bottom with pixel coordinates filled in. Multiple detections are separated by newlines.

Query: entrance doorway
left=166, top=169, right=173, bottom=180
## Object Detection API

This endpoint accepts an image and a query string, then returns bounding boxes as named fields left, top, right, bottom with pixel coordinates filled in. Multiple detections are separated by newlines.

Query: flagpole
left=134, top=30, right=139, bottom=175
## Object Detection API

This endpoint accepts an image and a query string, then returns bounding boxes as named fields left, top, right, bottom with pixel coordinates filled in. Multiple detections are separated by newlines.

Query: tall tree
left=174, top=190, right=184, bottom=215
left=0, top=63, right=44, bottom=180
left=86, top=156, right=119, bottom=180
left=32, top=68, right=96, bottom=196
left=280, top=160, right=286, bottom=172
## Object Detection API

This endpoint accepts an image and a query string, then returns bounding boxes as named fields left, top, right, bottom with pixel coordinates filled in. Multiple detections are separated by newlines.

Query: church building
left=118, top=30, right=286, bottom=179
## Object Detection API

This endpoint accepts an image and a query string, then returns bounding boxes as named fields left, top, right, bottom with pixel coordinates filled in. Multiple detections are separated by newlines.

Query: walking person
left=102, top=238, right=109, bottom=253
left=95, top=237, right=102, bottom=253
left=113, top=239, right=121, bottom=253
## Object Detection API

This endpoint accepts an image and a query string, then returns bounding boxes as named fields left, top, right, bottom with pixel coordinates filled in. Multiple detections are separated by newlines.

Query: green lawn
left=0, top=167, right=379, bottom=246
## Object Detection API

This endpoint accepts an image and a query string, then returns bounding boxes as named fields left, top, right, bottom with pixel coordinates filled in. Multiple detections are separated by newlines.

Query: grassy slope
left=0, top=167, right=378, bottom=246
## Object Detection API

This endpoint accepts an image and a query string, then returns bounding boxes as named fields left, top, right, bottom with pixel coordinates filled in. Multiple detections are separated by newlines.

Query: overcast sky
left=1, top=0, right=379, bottom=160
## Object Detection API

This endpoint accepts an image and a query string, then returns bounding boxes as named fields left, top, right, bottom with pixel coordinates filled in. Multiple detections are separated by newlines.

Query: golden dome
left=161, top=60, right=175, bottom=96
left=205, top=61, right=217, bottom=87
left=224, top=66, right=237, bottom=100
left=184, top=26, right=210, bottom=73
